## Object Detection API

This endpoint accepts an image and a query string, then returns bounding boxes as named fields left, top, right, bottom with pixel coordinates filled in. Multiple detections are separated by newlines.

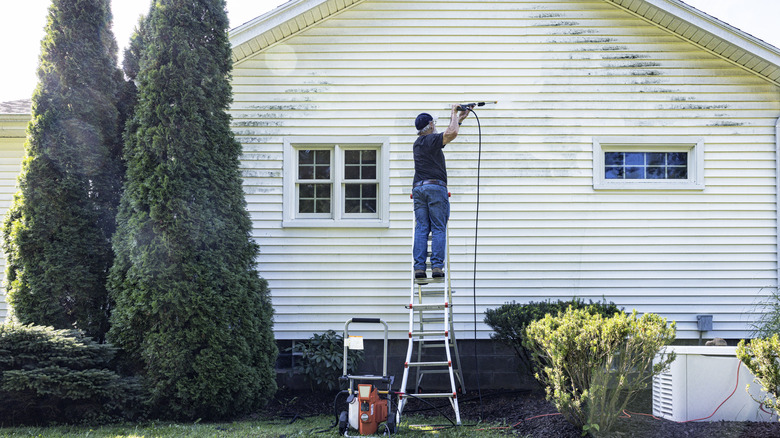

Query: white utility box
left=652, top=345, right=777, bottom=422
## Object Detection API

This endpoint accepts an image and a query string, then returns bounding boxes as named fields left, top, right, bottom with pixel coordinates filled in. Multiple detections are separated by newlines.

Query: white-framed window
left=593, top=137, right=705, bottom=190
left=283, top=137, right=390, bottom=227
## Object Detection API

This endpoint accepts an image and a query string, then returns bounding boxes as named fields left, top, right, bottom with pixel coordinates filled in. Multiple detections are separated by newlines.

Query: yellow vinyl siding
left=0, top=133, right=26, bottom=322
left=230, top=0, right=780, bottom=340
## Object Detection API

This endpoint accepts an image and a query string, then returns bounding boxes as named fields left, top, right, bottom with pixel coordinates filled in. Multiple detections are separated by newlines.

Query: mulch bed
left=260, top=388, right=780, bottom=437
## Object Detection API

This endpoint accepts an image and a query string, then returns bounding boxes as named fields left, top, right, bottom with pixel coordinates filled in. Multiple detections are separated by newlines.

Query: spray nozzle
left=456, top=101, right=497, bottom=111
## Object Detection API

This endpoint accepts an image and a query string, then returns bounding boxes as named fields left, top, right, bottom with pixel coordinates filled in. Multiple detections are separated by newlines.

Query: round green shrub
left=737, top=335, right=780, bottom=416
left=525, top=308, right=676, bottom=434
left=292, top=330, right=364, bottom=391
left=0, top=323, right=145, bottom=426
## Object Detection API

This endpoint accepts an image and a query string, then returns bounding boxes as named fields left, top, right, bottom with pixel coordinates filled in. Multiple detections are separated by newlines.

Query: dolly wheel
left=338, top=411, right=348, bottom=435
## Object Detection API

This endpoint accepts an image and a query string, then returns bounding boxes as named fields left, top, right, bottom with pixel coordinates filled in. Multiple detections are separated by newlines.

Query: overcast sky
left=1, top=0, right=778, bottom=103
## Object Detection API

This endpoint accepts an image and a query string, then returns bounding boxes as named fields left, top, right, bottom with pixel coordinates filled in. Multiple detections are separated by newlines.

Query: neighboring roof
left=229, top=0, right=780, bottom=86
left=0, top=99, right=31, bottom=139
left=0, top=99, right=32, bottom=115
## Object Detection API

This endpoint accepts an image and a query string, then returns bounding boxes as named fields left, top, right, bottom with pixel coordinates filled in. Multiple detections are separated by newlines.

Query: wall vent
left=652, top=370, right=675, bottom=418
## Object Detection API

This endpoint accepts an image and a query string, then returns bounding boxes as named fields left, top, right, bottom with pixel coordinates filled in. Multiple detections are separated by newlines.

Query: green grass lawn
left=0, top=415, right=516, bottom=438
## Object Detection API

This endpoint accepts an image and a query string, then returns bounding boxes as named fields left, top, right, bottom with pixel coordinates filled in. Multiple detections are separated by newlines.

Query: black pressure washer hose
left=465, top=105, right=485, bottom=421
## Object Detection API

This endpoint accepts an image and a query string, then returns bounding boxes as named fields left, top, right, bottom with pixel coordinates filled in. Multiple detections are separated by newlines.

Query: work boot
left=432, top=267, right=444, bottom=278
left=414, top=269, right=426, bottom=279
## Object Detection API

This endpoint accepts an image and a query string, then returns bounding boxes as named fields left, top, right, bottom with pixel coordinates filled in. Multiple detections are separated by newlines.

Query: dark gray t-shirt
left=413, top=132, right=447, bottom=185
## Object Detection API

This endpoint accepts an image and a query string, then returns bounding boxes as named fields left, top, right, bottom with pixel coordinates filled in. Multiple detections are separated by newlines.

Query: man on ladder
left=412, top=105, right=470, bottom=279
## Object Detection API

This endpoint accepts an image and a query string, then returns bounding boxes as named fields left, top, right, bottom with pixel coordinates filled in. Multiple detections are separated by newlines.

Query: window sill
left=593, top=180, right=705, bottom=191
left=282, top=218, right=390, bottom=228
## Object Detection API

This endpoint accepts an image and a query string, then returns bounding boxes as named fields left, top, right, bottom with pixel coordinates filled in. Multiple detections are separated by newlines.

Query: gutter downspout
left=776, top=115, right=780, bottom=290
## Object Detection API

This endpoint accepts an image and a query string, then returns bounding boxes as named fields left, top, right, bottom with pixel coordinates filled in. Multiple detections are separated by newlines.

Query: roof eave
left=229, top=0, right=780, bottom=84
left=229, top=0, right=365, bottom=64
left=230, top=0, right=320, bottom=49
left=606, top=0, right=780, bottom=84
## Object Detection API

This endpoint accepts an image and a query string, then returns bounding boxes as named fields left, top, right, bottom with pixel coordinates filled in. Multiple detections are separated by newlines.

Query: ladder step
left=416, top=289, right=448, bottom=296
left=406, top=303, right=447, bottom=310
left=415, top=277, right=445, bottom=285
left=411, top=331, right=447, bottom=338
left=421, top=317, right=444, bottom=323
left=420, top=342, right=456, bottom=349
left=407, top=360, right=450, bottom=367
left=416, top=285, right=447, bottom=291
left=411, top=310, right=448, bottom=316
left=402, top=392, right=456, bottom=399
left=416, top=368, right=452, bottom=374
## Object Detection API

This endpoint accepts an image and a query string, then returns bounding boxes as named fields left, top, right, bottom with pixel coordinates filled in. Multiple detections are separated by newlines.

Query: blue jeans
left=413, top=184, right=449, bottom=271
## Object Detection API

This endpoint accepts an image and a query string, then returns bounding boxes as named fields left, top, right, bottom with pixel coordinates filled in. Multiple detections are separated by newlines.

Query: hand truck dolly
left=338, top=317, right=398, bottom=436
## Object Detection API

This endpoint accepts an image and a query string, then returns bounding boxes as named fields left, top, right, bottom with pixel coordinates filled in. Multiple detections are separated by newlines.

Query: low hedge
left=483, top=298, right=622, bottom=376
left=0, top=323, right=145, bottom=426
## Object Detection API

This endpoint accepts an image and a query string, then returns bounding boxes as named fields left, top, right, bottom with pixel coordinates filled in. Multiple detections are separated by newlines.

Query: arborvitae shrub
left=108, top=0, right=277, bottom=420
left=2, top=0, right=124, bottom=342
left=484, top=298, right=622, bottom=376
left=0, top=323, right=145, bottom=425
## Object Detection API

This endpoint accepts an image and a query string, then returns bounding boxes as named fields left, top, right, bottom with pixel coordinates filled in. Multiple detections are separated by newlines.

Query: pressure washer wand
left=456, top=101, right=497, bottom=111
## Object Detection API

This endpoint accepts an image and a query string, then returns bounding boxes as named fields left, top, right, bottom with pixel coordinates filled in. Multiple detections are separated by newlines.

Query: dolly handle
left=351, top=317, right=381, bottom=324
left=344, top=318, right=389, bottom=378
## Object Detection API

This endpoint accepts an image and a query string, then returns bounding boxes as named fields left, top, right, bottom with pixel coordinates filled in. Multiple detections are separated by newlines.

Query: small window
left=604, top=152, right=688, bottom=180
left=284, top=137, right=389, bottom=227
left=593, top=138, right=704, bottom=190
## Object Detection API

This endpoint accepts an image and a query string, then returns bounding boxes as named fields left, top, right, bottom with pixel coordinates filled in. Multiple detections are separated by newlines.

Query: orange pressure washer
left=337, top=318, right=397, bottom=436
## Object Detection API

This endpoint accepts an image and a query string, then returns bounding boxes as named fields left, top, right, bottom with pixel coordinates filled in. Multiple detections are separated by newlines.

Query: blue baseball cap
left=415, top=113, right=433, bottom=131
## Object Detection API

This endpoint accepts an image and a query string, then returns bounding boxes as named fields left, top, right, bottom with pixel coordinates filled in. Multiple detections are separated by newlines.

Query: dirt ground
left=261, top=388, right=780, bottom=437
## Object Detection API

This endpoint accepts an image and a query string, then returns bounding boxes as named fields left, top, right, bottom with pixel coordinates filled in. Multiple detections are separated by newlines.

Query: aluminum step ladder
left=398, top=197, right=465, bottom=425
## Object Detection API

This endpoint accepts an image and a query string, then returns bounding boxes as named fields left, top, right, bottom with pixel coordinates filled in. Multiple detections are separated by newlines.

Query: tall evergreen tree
left=108, top=0, right=277, bottom=419
left=2, top=0, right=123, bottom=342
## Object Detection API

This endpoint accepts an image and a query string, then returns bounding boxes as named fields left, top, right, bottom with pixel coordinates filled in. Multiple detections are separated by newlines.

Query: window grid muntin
left=296, top=148, right=332, bottom=216
left=343, top=149, right=378, bottom=215
left=604, top=151, right=688, bottom=180
left=344, top=183, right=378, bottom=214
left=298, top=183, right=332, bottom=214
